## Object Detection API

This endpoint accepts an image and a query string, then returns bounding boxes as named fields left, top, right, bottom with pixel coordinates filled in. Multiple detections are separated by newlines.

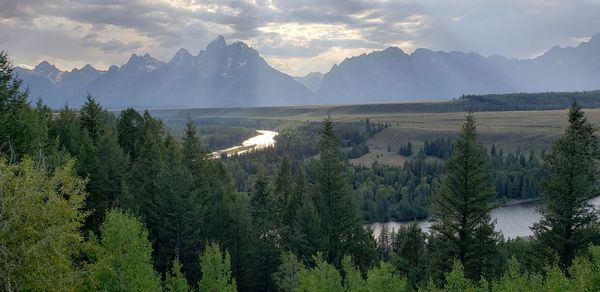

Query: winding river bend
left=368, top=196, right=600, bottom=239
left=211, top=130, right=278, bottom=158
left=211, top=130, right=600, bottom=240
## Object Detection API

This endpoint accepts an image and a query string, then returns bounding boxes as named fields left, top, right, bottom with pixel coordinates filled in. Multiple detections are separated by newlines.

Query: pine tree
left=198, top=243, right=237, bottom=292
left=533, top=102, right=600, bottom=272
left=80, top=95, right=105, bottom=143
left=89, top=209, right=161, bottom=292
left=377, top=225, right=392, bottom=261
left=429, top=113, right=499, bottom=281
left=50, top=105, right=85, bottom=156
left=291, top=195, right=322, bottom=264
left=249, top=173, right=280, bottom=291
left=116, top=108, right=144, bottom=161
left=316, top=116, right=376, bottom=268
left=274, top=157, right=293, bottom=228
left=82, top=128, right=129, bottom=232
left=0, top=54, right=49, bottom=161
left=391, top=222, right=428, bottom=287
left=152, top=134, right=193, bottom=275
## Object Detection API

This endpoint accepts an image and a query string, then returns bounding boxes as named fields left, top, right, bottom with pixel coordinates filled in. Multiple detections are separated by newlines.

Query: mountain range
left=15, top=33, right=600, bottom=108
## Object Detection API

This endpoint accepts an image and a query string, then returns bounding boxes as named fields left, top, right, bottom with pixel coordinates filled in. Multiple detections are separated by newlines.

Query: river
left=211, top=130, right=278, bottom=158
left=213, top=130, right=599, bottom=240
left=368, top=196, right=600, bottom=239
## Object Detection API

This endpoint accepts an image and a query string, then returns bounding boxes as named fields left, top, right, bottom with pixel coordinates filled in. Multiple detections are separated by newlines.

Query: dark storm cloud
left=1, top=0, right=599, bottom=75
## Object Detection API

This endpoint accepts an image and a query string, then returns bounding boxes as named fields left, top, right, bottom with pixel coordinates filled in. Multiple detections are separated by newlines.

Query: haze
left=3, top=0, right=600, bottom=76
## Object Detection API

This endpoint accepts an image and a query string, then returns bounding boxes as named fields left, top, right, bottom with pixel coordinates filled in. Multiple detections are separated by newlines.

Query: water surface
left=368, top=197, right=600, bottom=239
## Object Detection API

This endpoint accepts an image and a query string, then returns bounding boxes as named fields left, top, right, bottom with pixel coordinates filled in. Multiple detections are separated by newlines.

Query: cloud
left=1, top=0, right=599, bottom=75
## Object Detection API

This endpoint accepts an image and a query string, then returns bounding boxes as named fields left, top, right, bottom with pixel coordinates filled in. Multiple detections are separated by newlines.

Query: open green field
left=148, top=102, right=600, bottom=165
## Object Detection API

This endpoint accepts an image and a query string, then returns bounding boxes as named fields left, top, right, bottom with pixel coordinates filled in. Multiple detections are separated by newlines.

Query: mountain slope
left=14, top=33, right=600, bottom=108
left=317, top=34, right=600, bottom=103
left=294, top=72, right=324, bottom=92
left=16, top=36, right=314, bottom=108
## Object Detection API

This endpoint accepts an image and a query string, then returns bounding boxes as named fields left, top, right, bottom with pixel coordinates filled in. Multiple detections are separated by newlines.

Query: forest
left=460, top=90, right=600, bottom=111
left=2, top=49, right=600, bottom=291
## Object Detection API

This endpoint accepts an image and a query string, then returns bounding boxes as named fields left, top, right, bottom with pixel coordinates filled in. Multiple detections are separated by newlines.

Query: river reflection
left=211, top=130, right=278, bottom=158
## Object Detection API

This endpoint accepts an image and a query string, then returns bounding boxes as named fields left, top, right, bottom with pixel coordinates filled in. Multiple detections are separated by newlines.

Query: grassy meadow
left=147, top=102, right=600, bottom=165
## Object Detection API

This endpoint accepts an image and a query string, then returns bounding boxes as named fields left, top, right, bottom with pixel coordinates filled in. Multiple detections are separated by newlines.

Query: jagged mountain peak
left=207, top=35, right=227, bottom=51
left=33, top=61, right=63, bottom=82
left=34, top=60, right=60, bottom=72
left=121, top=53, right=164, bottom=73
left=81, top=64, right=95, bottom=71
left=169, top=48, right=193, bottom=63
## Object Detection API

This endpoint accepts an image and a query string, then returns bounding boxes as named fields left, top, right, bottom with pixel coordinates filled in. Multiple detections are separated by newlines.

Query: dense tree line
left=424, top=137, right=453, bottom=159
left=460, top=90, right=600, bottom=111
left=3, top=50, right=600, bottom=291
left=398, top=141, right=414, bottom=157
left=194, top=125, right=257, bottom=150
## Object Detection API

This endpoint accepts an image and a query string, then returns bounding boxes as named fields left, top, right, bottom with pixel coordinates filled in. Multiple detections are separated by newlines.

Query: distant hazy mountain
left=318, top=33, right=600, bottom=103
left=294, top=72, right=324, bottom=92
left=15, top=33, right=600, bottom=108
left=16, top=36, right=313, bottom=108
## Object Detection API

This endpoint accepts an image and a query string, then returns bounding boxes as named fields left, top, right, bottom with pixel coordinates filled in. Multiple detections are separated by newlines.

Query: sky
left=1, top=0, right=600, bottom=76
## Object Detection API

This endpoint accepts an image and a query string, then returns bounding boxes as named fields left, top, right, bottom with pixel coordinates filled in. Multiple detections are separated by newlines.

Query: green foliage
left=492, top=258, right=543, bottom=291
left=163, top=259, right=190, bottom=292
left=297, top=254, right=343, bottom=292
left=116, top=108, right=144, bottom=160
left=82, top=127, right=129, bottom=232
left=317, top=117, right=377, bottom=269
left=366, top=261, right=408, bottom=292
left=273, top=252, right=305, bottom=292
left=80, top=94, right=106, bottom=142
left=390, top=222, right=429, bottom=287
left=198, top=243, right=237, bottom=292
left=249, top=172, right=280, bottom=291
left=443, top=261, right=478, bottom=292
left=0, top=158, right=87, bottom=291
left=342, top=256, right=366, bottom=292
left=461, top=90, right=600, bottom=111
left=89, top=209, right=161, bottom=292
left=0, top=51, right=49, bottom=160
left=398, top=141, right=413, bottom=157
left=429, top=113, right=500, bottom=281
left=533, top=102, right=600, bottom=272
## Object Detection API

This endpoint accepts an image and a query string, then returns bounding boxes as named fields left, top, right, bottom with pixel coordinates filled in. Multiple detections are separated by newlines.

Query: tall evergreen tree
left=152, top=134, right=194, bottom=275
left=391, top=223, right=428, bottom=287
left=274, top=157, right=294, bottom=226
left=249, top=173, right=280, bottom=291
left=0, top=52, right=49, bottom=160
left=316, top=116, right=377, bottom=269
left=291, top=194, right=323, bottom=264
left=82, top=128, right=129, bottom=232
left=429, top=113, right=499, bottom=282
left=116, top=108, right=144, bottom=161
left=533, top=102, right=600, bottom=272
left=79, top=95, right=105, bottom=143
